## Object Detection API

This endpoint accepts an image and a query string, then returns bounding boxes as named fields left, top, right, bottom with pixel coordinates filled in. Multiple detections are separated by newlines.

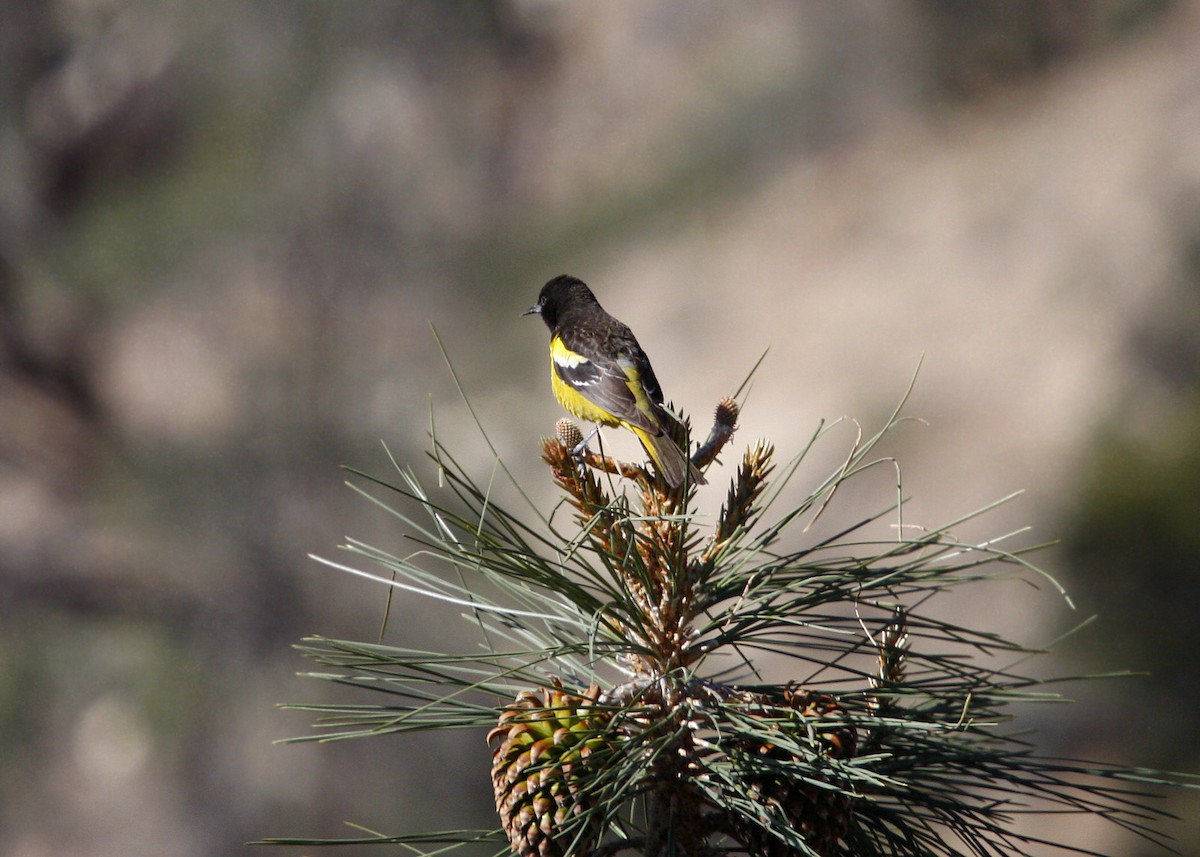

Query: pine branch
left=277, top=371, right=1199, bottom=857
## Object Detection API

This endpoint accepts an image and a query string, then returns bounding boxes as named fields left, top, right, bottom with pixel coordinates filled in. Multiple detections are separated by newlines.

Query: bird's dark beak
left=522, top=303, right=541, bottom=317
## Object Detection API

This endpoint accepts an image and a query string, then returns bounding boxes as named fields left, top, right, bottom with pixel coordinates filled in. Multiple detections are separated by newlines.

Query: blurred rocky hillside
left=2, top=1, right=1198, bottom=855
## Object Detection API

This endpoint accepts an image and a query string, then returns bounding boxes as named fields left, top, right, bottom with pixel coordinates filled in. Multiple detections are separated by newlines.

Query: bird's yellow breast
left=548, top=338, right=620, bottom=426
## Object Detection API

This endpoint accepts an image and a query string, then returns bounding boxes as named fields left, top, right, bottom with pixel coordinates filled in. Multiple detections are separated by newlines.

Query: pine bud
left=556, top=419, right=584, bottom=451
left=715, top=397, right=739, bottom=430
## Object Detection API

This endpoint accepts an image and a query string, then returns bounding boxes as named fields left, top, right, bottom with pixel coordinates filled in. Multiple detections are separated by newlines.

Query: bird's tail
left=633, top=425, right=706, bottom=488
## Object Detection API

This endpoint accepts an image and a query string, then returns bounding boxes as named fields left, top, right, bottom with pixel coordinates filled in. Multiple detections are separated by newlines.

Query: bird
left=524, top=274, right=705, bottom=488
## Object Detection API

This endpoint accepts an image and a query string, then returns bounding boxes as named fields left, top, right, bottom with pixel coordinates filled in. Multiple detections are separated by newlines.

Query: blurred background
left=2, top=0, right=1199, bottom=855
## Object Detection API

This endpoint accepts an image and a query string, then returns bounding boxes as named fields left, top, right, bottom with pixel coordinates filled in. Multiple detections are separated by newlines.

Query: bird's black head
left=522, top=274, right=597, bottom=330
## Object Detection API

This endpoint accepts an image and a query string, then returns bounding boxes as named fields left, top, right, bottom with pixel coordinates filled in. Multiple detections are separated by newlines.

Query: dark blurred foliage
left=0, top=3, right=534, bottom=854
left=0, top=1, right=1194, bottom=856
left=1062, top=225, right=1200, bottom=759
left=1057, top=214, right=1200, bottom=856
left=1065, top=399, right=1200, bottom=753
left=915, top=0, right=1175, bottom=98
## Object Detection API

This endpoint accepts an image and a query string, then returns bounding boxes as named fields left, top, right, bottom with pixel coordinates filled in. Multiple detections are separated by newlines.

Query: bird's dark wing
left=551, top=338, right=663, bottom=434
left=634, top=350, right=665, bottom=406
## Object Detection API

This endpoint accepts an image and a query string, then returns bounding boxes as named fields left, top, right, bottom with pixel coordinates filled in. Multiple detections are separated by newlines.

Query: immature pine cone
left=488, top=683, right=612, bottom=857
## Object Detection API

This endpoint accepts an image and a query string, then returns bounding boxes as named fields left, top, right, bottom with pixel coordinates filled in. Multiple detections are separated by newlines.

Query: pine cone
left=488, top=682, right=613, bottom=857
left=730, top=688, right=857, bottom=857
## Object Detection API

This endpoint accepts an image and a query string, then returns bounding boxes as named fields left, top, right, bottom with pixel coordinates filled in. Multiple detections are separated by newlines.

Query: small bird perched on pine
left=524, top=274, right=705, bottom=488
